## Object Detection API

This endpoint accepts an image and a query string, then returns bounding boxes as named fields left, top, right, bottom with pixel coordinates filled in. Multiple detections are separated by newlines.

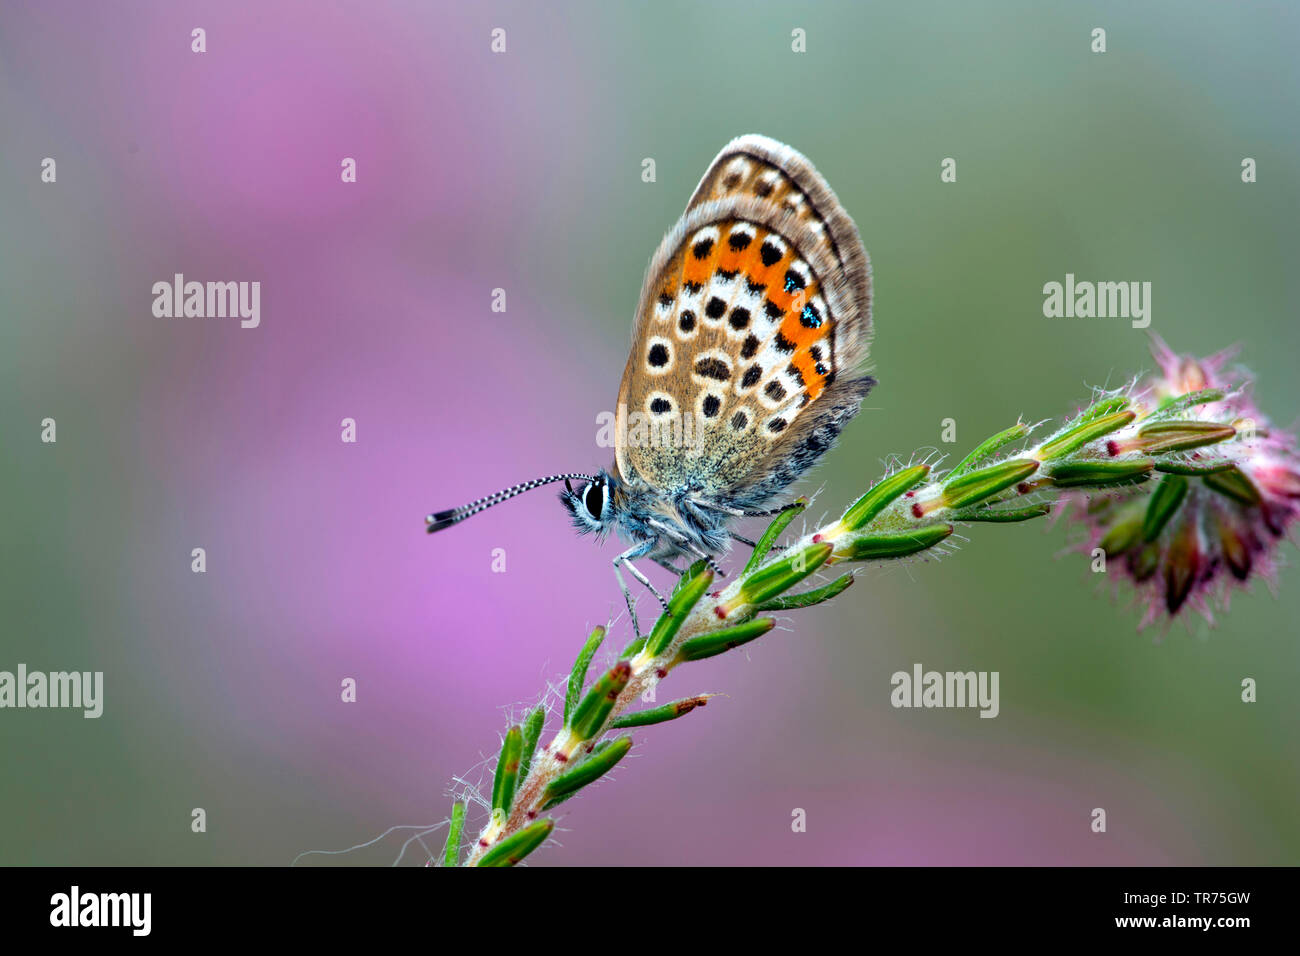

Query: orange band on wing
left=790, top=350, right=826, bottom=400
left=682, top=244, right=715, bottom=287
left=714, top=227, right=747, bottom=275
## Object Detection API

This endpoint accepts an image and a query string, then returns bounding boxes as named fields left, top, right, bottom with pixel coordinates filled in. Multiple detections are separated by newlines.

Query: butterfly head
left=559, top=469, right=622, bottom=537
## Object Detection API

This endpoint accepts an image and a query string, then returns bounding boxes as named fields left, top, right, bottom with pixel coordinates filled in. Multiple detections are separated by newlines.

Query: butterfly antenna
left=425, top=473, right=597, bottom=533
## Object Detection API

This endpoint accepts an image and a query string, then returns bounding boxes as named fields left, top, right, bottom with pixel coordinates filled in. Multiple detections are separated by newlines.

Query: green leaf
left=843, top=523, right=953, bottom=560
left=948, top=503, right=1051, bottom=523
left=1048, top=458, right=1155, bottom=487
left=733, top=542, right=833, bottom=608
left=1151, top=387, right=1226, bottom=418
left=476, top=819, right=553, bottom=867
left=609, top=695, right=711, bottom=729
left=618, top=636, right=647, bottom=658
left=948, top=423, right=1029, bottom=478
left=517, top=706, right=546, bottom=785
left=839, top=465, right=929, bottom=532
left=491, top=726, right=523, bottom=816
left=1154, top=457, right=1235, bottom=476
left=1142, top=474, right=1189, bottom=541
left=1037, top=410, right=1135, bottom=460
left=1203, top=466, right=1262, bottom=506
left=672, top=559, right=709, bottom=596
left=1098, top=513, right=1143, bottom=556
left=753, top=573, right=854, bottom=611
left=1135, top=421, right=1236, bottom=455
left=441, top=800, right=466, bottom=867
left=742, top=498, right=808, bottom=575
left=1075, top=394, right=1131, bottom=423
left=942, top=459, right=1039, bottom=508
left=644, top=566, right=715, bottom=657
left=676, top=617, right=776, bottom=662
left=565, top=626, right=606, bottom=725
left=567, top=662, right=632, bottom=741
left=541, top=736, right=633, bottom=810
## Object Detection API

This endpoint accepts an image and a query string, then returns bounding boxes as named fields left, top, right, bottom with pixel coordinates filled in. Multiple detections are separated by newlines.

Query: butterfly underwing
left=428, top=135, right=874, bottom=634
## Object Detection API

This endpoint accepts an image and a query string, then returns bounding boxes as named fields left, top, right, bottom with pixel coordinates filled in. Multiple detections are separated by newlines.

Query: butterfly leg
left=679, top=541, right=726, bottom=578
left=653, top=557, right=685, bottom=576
left=613, top=540, right=668, bottom=639
left=707, top=500, right=805, bottom=519
left=648, top=516, right=727, bottom=578
left=729, top=529, right=788, bottom=554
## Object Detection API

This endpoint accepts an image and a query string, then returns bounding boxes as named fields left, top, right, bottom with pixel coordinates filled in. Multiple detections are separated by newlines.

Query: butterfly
left=427, top=135, right=874, bottom=635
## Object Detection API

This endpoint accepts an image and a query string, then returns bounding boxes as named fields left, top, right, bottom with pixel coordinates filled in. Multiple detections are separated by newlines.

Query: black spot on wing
left=801, top=430, right=829, bottom=455
left=694, top=357, right=731, bottom=381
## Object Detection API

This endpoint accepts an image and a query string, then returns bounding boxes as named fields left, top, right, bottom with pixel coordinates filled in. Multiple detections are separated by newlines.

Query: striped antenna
left=426, top=473, right=597, bottom=533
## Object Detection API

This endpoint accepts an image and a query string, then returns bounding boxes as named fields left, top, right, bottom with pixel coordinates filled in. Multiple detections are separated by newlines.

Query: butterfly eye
left=584, top=480, right=605, bottom=520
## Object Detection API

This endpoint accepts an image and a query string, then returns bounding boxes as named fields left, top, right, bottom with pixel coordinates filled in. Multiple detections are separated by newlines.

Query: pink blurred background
left=2, top=0, right=1297, bottom=865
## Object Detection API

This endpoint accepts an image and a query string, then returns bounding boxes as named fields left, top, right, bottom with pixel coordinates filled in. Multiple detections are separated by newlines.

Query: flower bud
left=1065, top=338, right=1300, bottom=628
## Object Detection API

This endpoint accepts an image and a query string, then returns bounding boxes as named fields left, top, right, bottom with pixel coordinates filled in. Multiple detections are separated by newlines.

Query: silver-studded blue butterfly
left=428, top=136, right=874, bottom=635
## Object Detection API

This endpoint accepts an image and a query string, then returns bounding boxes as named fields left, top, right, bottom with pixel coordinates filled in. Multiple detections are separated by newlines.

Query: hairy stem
left=452, top=380, right=1256, bottom=866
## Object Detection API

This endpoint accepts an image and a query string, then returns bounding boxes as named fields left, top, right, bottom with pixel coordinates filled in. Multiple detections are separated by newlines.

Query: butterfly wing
left=615, top=135, right=873, bottom=508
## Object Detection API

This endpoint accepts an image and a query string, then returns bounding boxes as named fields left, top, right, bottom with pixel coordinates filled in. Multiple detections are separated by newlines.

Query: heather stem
left=461, top=380, right=1258, bottom=866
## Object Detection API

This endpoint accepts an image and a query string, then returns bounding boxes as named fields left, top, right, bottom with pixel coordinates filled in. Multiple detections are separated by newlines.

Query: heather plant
left=439, top=339, right=1298, bottom=866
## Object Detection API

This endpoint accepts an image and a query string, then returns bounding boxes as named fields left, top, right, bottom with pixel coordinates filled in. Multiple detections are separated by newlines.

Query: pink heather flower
left=1068, top=337, right=1300, bottom=629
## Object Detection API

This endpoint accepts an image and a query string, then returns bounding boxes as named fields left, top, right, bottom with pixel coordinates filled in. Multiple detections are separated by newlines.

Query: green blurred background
left=1, top=0, right=1297, bottom=864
